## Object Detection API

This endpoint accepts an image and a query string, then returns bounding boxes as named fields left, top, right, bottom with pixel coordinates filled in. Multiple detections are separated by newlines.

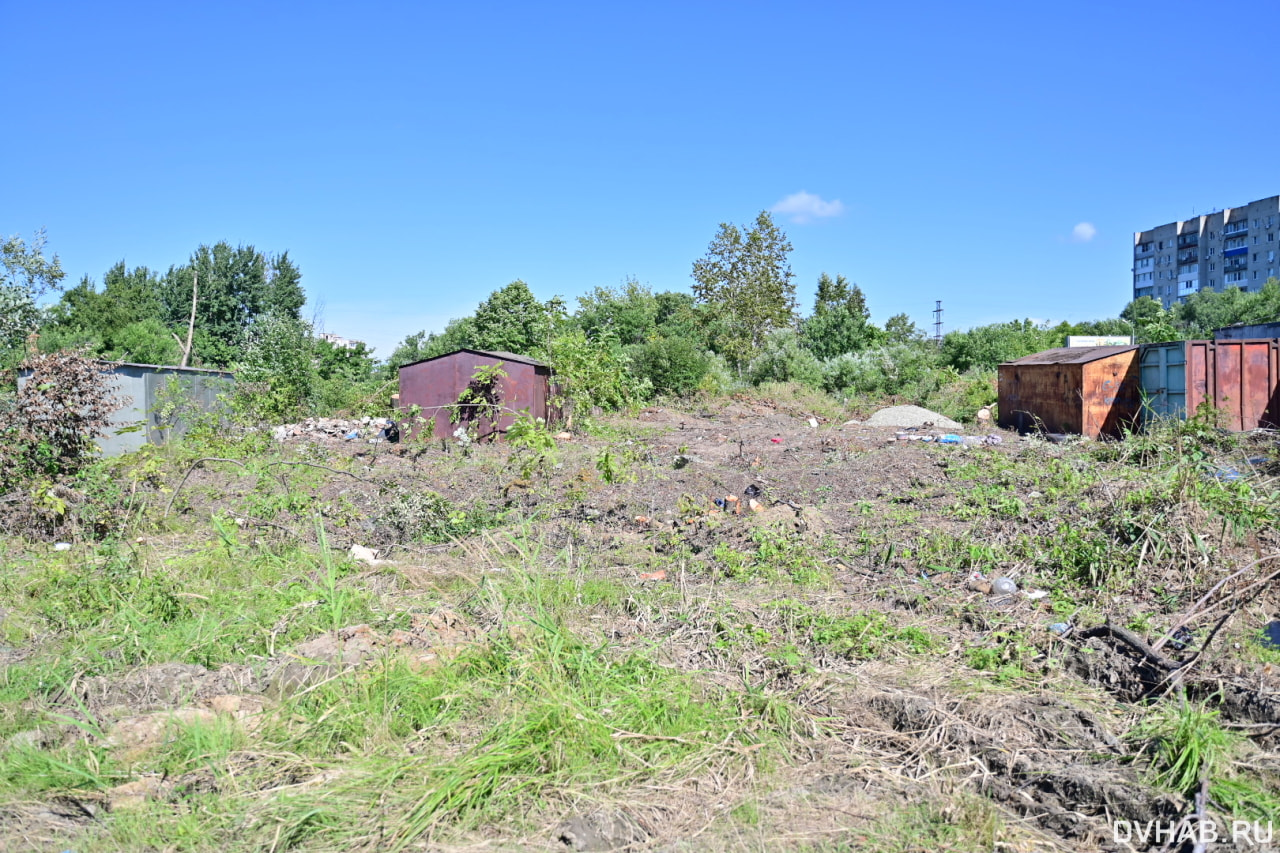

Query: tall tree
left=691, top=211, right=797, bottom=368
left=160, top=242, right=304, bottom=367
left=469, top=279, right=556, bottom=356
left=2, top=230, right=65, bottom=358
left=803, top=273, right=879, bottom=358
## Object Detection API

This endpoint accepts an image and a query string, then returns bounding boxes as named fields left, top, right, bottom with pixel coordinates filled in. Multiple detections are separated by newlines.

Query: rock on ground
left=863, top=405, right=962, bottom=430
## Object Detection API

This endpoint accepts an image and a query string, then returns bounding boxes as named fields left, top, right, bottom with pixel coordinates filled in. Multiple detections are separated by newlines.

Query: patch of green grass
left=964, top=630, right=1038, bottom=683
left=771, top=600, right=938, bottom=660
left=1126, top=700, right=1280, bottom=822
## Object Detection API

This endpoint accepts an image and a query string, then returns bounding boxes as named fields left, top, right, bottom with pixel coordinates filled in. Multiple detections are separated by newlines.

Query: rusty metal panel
left=998, top=348, right=1140, bottom=438
left=998, top=361, right=1085, bottom=435
left=1205, top=339, right=1279, bottom=430
left=1081, top=350, right=1140, bottom=438
left=1139, top=339, right=1280, bottom=430
left=397, top=350, right=551, bottom=441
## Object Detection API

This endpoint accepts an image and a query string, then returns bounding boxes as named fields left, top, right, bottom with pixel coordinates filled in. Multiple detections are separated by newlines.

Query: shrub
left=0, top=350, right=121, bottom=489
left=746, top=329, right=823, bottom=389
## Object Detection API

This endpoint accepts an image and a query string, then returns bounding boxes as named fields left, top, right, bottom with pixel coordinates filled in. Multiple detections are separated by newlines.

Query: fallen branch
left=1077, top=619, right=1182, bottom=671
left=1152, top=554, right=1280, bottom=652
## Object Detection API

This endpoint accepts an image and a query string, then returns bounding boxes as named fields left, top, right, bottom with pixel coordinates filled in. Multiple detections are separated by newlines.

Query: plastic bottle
left=991, top=577, right=1017, bottom=595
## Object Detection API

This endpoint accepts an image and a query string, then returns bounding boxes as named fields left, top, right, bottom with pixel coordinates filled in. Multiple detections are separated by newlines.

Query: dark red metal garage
left=397, top=349, right=553, bottom=440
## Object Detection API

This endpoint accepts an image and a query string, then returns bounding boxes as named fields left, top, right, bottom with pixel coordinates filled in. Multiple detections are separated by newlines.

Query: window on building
left=1255, top=236, right=1260, bottom=244
left=1270, top=233, right=1275, bottom=242
left=1210, top=263, right=1215, bottom=271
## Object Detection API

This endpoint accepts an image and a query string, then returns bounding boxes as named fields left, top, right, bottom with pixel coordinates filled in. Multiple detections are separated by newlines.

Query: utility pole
left=933, top=300, right=943, bottom=346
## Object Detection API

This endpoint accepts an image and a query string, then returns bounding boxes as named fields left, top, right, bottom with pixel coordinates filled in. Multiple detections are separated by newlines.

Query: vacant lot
left=2, top=392, right=1278, bottom=852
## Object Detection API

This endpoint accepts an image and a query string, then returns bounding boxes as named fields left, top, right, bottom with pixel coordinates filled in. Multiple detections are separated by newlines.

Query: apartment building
left=1133, top=194, right=1280, bottom=307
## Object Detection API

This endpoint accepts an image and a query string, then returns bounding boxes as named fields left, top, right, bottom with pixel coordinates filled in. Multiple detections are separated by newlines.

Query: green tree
left=941, top=319, right=1059, bottom=372
left=234, top=315, right=317, bottom=421
left=2, top=230, right=65, bottom=360
left=883, top=313, right=924, bottom=345
left=691, top=211, right=797, bottom=369
left=160, top=242, right=306, bottom=367
left=802, top=273, right=881, bottom=358
left=470, top=280, right=557, bottom=356
left=42, top=262, right=170, bottom=361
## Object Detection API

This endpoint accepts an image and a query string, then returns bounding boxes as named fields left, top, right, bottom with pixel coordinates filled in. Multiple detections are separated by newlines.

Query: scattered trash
left=976, top=405, right=992, bottom=425
left=1206, top=465, right=1244, bottom=482
left=638, top=570, right=666, bottom=581
left=807, top=417, right=819, bottom=428
left=991, top=577, right=1018, bottom=595
left=713, top=498, right=727, bottom=510
left=965, top=572, right=992, bottom=594
left=1166, top=626, right=1195, bottom=652
left=893, top=432, right=1002, bottom=446
left=770, top=437, right=782, bottom=444
left=1023, top=589, right=1049, bottom=600
left=381, top=422, right=400, bottom=443
left=344, top=430, right=360, bottom=440
left=349, top=544, right=391, bottom=567
left=556, top=431, right=573, bottom=441
left=1262, top=621, right=1280, bottom=651
left=1048, top=622, right=1071, bottom=635
left=53, top=542, right=72, bottom=551
left=744, top=485, right=762, bottom=498
left=748, top=498, right=764, bottom=513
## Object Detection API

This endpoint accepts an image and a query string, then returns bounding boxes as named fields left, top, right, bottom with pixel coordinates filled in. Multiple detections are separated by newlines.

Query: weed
left=964, top=630, right=1038, bottom=683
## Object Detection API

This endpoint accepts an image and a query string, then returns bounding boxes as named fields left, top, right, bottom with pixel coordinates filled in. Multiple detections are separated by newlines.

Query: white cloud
left=1070, top=222, right=1097, bottom=243
left=771, top=191, right=845, bottom=224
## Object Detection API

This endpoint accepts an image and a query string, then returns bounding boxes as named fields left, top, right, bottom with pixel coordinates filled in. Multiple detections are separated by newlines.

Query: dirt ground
left=3, top=394, right=1279, bottom=852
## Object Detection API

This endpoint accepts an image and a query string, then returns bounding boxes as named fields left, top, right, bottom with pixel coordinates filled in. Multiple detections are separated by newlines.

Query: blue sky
left=8, top=0, right=1280, bottom=357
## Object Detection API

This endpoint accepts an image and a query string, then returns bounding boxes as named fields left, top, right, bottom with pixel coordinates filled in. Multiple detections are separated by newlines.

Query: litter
left=770, top=437, right=782, bottom=444
left=1048, top=622, right=1071, bottom=635
left=807, top=417, right=818, bottom=428
left=744, top=485, right=762, bottom=498
left=638, top=570, right=667, bottom=581
left=1166, top=626, right=1195, bottom=652
left=965, top=572, right=992, bottom=594
left=344, top=430, right=360, bottom=440
left=1262, top=621, right=1280, bottom=651
left=991, top=577, right=1017, bottom=595
left=1024, top=589, right=1049, bottom=600
left=53, top=542, right=72, bottom=551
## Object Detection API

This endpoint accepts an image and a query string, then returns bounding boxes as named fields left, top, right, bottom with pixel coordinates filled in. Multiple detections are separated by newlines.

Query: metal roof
left=102, top=361, right=235, bottom=376
left=1001, top=345, right=1137, bottom=366
left=399, top=348, right=549, bottom=370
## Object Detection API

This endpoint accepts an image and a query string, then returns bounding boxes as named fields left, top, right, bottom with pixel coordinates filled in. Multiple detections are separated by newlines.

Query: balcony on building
left=1224, top=260, right=1248, bottom=274
left=1223, top=222, right=1248, bottom=237
left=1177, top=234, right=1199, bottom=248
left=1177, top=252, right=1198, bottom=266
left=1224, top=246, right=1247, bottom=258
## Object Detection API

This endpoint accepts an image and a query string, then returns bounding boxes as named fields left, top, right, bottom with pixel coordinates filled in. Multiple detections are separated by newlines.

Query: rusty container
left=1139, top=339, right=1280, bottom=430
left=397, top=349, right=553, bottom=440
left=998, top=346, right=1140, bottom=438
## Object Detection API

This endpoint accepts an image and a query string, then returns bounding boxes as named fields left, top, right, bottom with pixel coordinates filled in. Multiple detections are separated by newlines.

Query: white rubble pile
left=863, top=405, right=962, bottom=430
left=272, top=416, right=396, bottom=442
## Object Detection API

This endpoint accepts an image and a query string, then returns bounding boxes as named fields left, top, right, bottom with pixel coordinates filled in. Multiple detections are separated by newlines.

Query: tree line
left=6, top=216, right=1280, bottom=425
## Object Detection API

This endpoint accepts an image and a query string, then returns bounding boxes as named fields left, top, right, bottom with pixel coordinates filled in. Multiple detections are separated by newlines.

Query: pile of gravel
left=863, top=405, right=962, bottom=430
